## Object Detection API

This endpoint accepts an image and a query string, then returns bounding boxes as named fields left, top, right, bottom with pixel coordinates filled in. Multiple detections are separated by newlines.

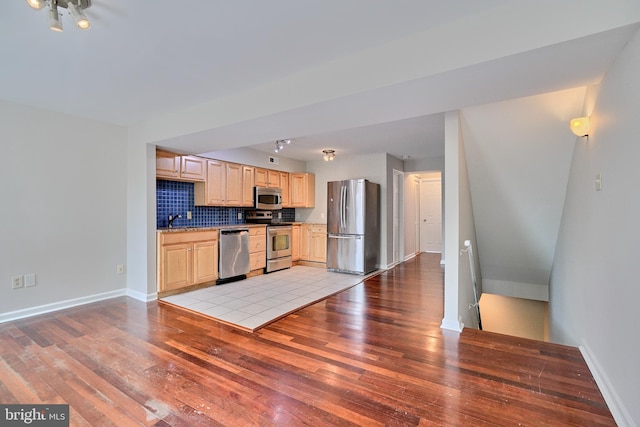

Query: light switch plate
left=24, top=274, right=36, bottom=287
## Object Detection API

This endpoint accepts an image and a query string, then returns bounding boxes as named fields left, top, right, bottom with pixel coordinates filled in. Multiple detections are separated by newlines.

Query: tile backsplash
left=156, top=180, right=295, bottom=228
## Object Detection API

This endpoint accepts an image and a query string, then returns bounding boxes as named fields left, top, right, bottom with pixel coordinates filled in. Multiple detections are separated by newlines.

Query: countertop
left=157, top=222, right=326, bottom=233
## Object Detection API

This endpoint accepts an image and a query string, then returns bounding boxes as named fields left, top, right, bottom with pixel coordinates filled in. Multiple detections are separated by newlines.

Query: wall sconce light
left=322, top=149, right=335, bottom=161
left=570, top=116, right=590, bottom=137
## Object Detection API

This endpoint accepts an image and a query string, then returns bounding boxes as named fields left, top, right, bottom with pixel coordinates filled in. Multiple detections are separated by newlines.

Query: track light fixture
left=274, top=139, right=292, bottom=153
left=27, top=0, right=92, bottom=32
left=26, top=0, right=47, bottom=10
left=67, top=1, right=90, bottom=29
left=48, top=1, right=63, bottom=32
left=322, top=149, right=336, bottom=161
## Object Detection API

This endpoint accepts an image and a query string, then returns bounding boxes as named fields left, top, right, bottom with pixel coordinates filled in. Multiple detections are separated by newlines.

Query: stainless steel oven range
left=246, top=210, right=293, bottom=273
left=266, top=224, right=292, bottom=273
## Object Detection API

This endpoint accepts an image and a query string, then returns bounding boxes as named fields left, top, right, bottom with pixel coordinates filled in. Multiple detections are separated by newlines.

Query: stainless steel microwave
left=254, top=186, right=282, bottom=210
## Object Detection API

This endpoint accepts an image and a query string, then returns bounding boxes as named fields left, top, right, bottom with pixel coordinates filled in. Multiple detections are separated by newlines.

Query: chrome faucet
left=168, top=214, right=181, bottom=228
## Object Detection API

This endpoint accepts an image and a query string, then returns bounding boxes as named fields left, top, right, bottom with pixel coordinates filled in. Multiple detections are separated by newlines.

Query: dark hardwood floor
left=0, top=253, right=614, bottom=426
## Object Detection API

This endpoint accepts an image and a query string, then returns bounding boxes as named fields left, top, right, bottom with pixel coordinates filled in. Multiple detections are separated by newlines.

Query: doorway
left=419, top=175, right=442, bottom=253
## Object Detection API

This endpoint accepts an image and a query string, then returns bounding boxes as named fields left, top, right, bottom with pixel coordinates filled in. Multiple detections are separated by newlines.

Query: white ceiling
left=2, top=1, right=639, bottom=162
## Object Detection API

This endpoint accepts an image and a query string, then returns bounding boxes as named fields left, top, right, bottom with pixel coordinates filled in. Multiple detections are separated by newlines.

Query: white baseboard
left=440, top=316, right=464, bottom=332
left=0, top=288, right=157, bottom=324
left=127, top=288, right=157, bottom=302
left=404, top=252, right=417, bottom=262
left=580, top=343, right=635, bottom=427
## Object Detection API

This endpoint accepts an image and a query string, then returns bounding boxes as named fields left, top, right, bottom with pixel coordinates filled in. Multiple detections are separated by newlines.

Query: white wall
left=199, top=146, right=307, bottom=173
left=126, top=140, right=157, bottom=300
left=0, top=101, right=128, bottom=320
left=461, top=87, right=585, bottom=301
left=305, top=153, right=396, bottom=268
left=404, top=156, right=444, bottom=174
left=442, top=111, right=480, bottom=331
left=550, top=28, right=640, bottom=427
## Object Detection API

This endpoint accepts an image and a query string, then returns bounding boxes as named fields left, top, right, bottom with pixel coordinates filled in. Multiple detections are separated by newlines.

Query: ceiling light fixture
left=48, top=1, right=63, bottom=32
left=274, top=139, right=292, bottom=153
left=26, top=0, right=47, bottom=10
left=570, top=116, right=590, bottom=137
left=27, top=0, right=92, bottom=32
left=67, top=1, right=90, bottom=29
left=322, top=149, right=335, bottom=161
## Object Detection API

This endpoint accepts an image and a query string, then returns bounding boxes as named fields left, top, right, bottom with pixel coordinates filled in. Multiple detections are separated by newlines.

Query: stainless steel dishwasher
left=218, top=228, right=250, bottom=283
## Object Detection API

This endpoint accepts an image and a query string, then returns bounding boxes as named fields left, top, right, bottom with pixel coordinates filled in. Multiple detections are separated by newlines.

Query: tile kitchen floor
left=160, top=266, right=377, bottom=331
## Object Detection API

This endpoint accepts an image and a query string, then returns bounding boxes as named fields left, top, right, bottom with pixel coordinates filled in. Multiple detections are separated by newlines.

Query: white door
left=420, top=179, right=442, bottom=253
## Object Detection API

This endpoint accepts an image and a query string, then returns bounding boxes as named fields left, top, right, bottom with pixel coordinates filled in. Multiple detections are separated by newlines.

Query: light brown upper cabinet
left=195, top=160, right=224, bottom=205
left=267, top=170, right=280, bottom=188
left=224, top=162, right=243, bottom=205
left=290, top=173, right=315, bottom=208
left=242, top=166, right=255, bottom=207
left=280, top=171, right=290, bottom=207
left=156, top=150, right=206, bottom=182
left=255, top=168, right=268, bottom=187
left=194, top=159, right=243, bottom=206
left=180, top=156, right=206, bottom=181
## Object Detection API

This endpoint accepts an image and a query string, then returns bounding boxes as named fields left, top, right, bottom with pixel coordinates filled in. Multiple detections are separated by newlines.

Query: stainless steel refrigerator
left=327, top=179, right=379, bottom=275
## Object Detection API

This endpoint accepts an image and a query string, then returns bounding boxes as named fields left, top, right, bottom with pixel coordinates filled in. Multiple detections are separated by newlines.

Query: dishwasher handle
left=220, top=228, right=249, bottom=235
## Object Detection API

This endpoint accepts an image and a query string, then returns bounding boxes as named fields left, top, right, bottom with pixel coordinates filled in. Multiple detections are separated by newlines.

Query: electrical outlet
left=24, top=274, right=36, bottom=287
left=12, top=276, right=24, bottom=289
left=237, top=212, right=242, bottom=220
left=187, top=211, right=192, bottom=220
left=117, top=264, right=125, bottom=274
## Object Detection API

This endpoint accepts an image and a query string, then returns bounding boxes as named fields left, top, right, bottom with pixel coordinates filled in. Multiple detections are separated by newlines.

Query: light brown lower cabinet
left=158, top=230, right=218, bottom=293
left=298, top=224, right=326, bottom=264
left=291, top=224, right=300, bottom=261
left=308, top=224, right=327, bottom=263
left=249, top=226, right=266, bottom=271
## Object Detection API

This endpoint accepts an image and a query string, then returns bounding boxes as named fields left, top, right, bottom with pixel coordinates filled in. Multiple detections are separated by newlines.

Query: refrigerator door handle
left=340, top=184, right=346, bottom=229
left=328, top=234, right=361, bottom=239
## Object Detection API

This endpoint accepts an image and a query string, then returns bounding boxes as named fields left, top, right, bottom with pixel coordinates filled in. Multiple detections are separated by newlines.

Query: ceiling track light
left=68, top=1, right=90, bottom=29
left=27, top=0, right=92, bottom=32
left=274, top=139, right=292, bottom=153
left=26, top=0, right=47, bottom=10
left=322, top=149, right=335, bottom=161
left=48, top=1, right=63, bottom=32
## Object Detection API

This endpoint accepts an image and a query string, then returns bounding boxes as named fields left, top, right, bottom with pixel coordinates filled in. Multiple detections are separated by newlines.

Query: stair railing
left=460, top=239, right=482, bottom=330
